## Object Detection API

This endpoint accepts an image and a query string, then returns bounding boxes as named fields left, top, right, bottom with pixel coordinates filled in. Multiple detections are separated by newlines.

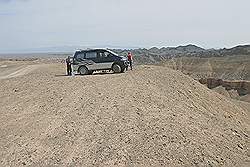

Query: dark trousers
left=67, top=64, right=72, bottom=75
left=129, top=60, right=132, bottom=70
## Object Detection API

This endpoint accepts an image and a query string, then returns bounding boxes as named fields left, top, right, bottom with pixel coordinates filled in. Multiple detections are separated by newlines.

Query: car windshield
left=106, top=50, right=118, bottom=56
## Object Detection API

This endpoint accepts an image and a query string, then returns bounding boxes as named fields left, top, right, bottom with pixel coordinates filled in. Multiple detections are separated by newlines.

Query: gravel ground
left=0, top=62, right=249, bottom=167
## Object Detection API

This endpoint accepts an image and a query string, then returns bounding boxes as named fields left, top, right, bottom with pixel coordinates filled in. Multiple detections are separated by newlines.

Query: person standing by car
left=66, top=56, right=72, bottom=76
left=127, top=52, right=133, bottom=70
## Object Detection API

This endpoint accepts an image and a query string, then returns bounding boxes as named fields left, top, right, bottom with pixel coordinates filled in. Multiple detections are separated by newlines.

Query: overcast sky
left=0, top=0, right=249, bottom=52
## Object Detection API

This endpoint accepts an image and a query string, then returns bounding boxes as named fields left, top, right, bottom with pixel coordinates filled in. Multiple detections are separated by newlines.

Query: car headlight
left=121, top=57, right=127, bottom=61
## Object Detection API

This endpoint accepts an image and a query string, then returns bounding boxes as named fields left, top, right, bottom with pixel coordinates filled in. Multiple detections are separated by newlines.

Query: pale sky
left=0, top=0, right=249, bottom=52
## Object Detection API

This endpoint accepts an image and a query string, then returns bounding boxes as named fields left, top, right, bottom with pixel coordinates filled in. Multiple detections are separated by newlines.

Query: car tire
left=112, top=64, right=122, bottom=73
left=79, top=66, right=89, bottom=75
left=121, top=67, right=125, bottom=73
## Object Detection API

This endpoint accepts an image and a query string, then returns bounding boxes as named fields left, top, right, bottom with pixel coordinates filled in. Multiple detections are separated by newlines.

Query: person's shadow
left=54, top=74, right=71, bottom=77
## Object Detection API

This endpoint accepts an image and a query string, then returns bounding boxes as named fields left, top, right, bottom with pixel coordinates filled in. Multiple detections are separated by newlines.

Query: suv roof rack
left=75, top=48, right=110, bottom=52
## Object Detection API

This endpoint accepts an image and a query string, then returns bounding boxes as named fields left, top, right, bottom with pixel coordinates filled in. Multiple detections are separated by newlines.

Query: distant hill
left=175, top=44, right=205, bottom=52
left=219, top=45, right=250, bottom=55
left=113, top=44, right=250, bottom=64
left=1, top=44, right=250, bottom=64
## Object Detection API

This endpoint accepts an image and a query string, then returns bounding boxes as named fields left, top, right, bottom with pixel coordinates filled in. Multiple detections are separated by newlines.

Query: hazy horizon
left=0, top=0, right=250, bottom=53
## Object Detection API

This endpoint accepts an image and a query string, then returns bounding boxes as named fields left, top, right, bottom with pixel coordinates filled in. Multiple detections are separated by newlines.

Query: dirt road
left=0, top=65, right=42, bottom=80
left=0, top=62, right=249, bottom=166
left=0, top=61, right=47, bottom=80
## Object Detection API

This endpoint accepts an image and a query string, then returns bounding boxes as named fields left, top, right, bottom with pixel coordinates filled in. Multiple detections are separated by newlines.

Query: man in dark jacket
left=66, top=56, right=72, bottom=76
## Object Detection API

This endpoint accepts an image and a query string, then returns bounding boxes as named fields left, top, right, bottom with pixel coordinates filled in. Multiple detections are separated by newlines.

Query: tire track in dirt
left=0, top=64, right=46, bottom=80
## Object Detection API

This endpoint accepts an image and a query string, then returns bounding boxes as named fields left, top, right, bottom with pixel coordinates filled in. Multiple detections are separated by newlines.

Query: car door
left=85, top=51, right=99, bottom=70
left=97, top=51, right=114, bottom=69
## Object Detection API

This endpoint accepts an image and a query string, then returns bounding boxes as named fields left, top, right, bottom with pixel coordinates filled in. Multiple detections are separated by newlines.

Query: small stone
left=237, top=144, right=243, bottom=149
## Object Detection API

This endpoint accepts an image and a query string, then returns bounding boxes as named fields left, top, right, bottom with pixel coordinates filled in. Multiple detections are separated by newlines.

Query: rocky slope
left=199, top=78, right=250, bottom=102
left=0, top=62, right=249, bottom=166
left=199, top=78, right=250, bottom=95
left=164, top=55, right=250, bottom=80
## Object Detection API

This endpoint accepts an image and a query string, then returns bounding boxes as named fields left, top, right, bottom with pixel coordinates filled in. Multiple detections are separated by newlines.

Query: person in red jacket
left=127, top=52, right=133, bottom=70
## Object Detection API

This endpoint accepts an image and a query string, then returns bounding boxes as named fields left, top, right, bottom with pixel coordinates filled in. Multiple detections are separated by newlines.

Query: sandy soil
left=0, top=61, right=43, bottom=80
left=0, top=61, right=249, bottom=167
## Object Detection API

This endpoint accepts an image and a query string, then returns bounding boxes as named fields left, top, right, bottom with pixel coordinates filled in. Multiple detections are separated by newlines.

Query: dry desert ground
left=0, top=60, right=249, bottom=167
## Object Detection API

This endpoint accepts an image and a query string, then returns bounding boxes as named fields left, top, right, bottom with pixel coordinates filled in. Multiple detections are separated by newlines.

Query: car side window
left=86, top=52, right=97, bottom=59
left=99, top=52, right=108, bottom=58
left=76, top=52, right=85, bottom=61
left=104, top=52, right=112, bottom=57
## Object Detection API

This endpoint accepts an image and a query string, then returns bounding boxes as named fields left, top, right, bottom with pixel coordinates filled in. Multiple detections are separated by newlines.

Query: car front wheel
left=112, top=64, right=122, bottom=73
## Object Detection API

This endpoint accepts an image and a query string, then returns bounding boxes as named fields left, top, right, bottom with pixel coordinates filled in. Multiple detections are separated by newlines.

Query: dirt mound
left=0, top=64, right=249, bottom=167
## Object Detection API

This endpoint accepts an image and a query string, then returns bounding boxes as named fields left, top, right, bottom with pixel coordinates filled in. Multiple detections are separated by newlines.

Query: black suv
left=70, top=49, right=128, bottom=75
